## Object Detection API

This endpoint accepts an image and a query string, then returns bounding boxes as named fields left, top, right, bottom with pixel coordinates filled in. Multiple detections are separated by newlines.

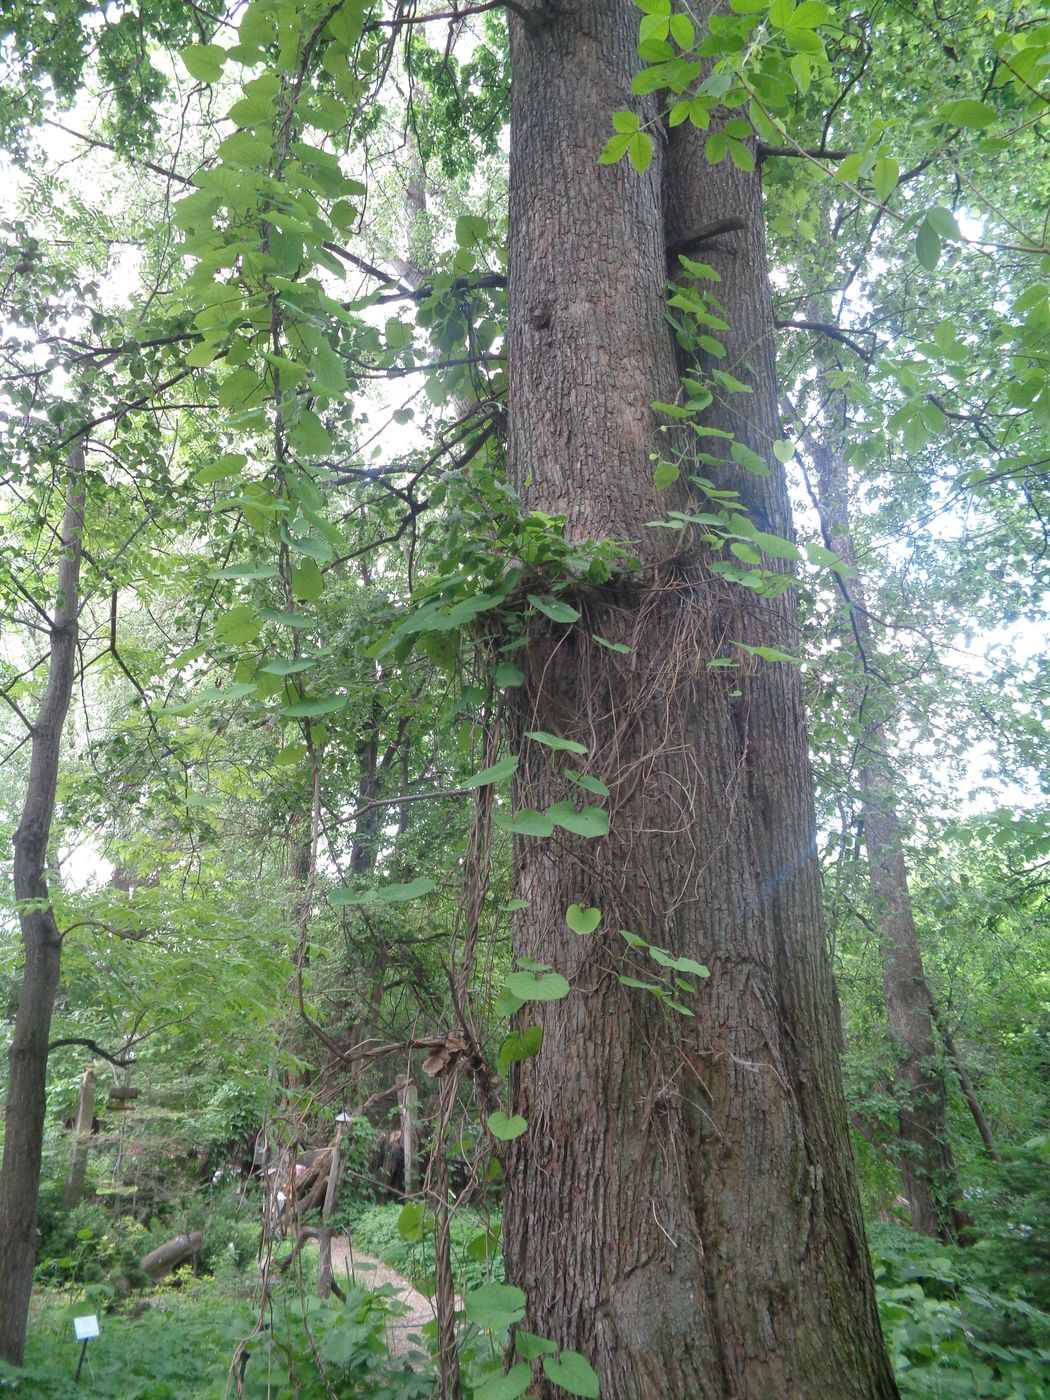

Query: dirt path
left=327, top=1237, right=436, bottom=1356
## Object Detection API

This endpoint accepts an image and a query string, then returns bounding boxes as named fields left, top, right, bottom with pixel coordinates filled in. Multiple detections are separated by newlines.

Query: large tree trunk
left=0, top=448, right=86, bottom=1365
left=809, top=417, right=967, bottom=1240
left=502, top=3, right=896, bottom=1395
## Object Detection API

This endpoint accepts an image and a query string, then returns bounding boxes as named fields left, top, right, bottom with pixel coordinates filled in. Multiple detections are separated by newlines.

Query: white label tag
left=74, top=1315, right=99, bottom=1341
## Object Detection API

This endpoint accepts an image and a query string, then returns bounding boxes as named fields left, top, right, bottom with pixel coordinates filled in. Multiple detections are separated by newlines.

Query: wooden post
left=64, top=1069, right=96, bottom=1209
left=398, top=1077, right=417, bottom=1197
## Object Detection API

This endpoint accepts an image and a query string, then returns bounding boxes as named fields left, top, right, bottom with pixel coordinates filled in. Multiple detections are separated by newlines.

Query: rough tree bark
left=502, top=2, right=896, bottom=1395
left=0, top=447, right=86, bottom=1365
left=808, top=418, right=968, bottom=1239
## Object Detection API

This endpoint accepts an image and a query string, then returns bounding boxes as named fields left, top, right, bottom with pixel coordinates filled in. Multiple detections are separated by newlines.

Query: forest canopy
left=1, top=1, right=1049, bottom=1397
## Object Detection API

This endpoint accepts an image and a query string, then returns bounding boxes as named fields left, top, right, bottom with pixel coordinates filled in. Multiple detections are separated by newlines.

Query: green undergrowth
left=870, top=1222, right=1050, bottom=1398
left=0, top=1272, right=433, bottom=1400
left=350, top=1203, right=504, bottom=1295
left=349, top=1204, right=1050, bottom=1397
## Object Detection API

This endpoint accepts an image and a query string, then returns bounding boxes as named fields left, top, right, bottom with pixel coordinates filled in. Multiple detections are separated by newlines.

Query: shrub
left=351, top=1202, right=504, bottom=1295
left=870, top=1222, right=1050, bottom=1398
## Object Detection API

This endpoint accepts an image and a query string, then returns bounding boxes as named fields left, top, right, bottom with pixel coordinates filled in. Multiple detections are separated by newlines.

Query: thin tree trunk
left=807, top=409, right=968, bottom=1238
left=317, top=1123, right=343, bottom=1300
left=64, top=1067, right=96, bottom=1209
left=0, top=447, right=86, bottom=1365
left=502, top=2, right=895, bottom=1395
left=930, top=1000, right=1000, bottom=1162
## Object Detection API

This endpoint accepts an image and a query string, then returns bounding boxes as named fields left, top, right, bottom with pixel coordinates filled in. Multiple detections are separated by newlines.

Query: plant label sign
left=73, top=1316, right=99, bottom=1341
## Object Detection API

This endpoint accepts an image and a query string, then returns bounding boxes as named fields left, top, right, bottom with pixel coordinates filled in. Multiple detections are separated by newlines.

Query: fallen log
left=140, top=1231, right=202, bottom=1282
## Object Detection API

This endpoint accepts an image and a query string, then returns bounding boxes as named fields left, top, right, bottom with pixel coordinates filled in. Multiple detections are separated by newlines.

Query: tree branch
left=46, top=1037, right=132, bottom=1068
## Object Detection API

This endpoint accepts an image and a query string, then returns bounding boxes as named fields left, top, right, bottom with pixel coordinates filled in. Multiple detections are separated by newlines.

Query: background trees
left=1, top=0, right=1049, bottom=1394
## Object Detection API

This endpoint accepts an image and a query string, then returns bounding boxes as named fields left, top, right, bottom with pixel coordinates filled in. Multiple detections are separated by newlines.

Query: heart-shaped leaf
left=548, top=803, right=609, bottom=838
left=566, top=904, right=601, bottom=935
left=464, top=755, right=518, bottom=788
left=487, top=1111, right=528, bottom=1141
left=505, top=971, right=570, bottom=1003
left=527, top=594, right=581, bottom=624
left=542, top=1351, right=600, bottom=1398
left=473, top=1363, right=533, bottom=1400
left=465, top=1283, right=527, bottom=1330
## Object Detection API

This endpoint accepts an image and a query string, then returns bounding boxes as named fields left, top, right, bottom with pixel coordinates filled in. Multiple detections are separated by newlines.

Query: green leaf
left=730, top=441, right=770, bottom=475
left=281, top=694, right=346, bottom=717
left=915, top=218, right=941, bottom=272
left=227, top=93, right=274, bottom=128
left=926, top=205, right=961, bottom=241
left=261, top=609, right=313, bottom=628
left=669, top=12, right=695, bottom=46
left=705, top=132, right=727, bottom=164
left=566, top=904, right=602, bottom=935
left=397, top=1201, right=428, bottom=1243
left=493, top=985, right=527, bottom=1017
left=754, top=529, right=802, bottom=561
left=207, top=563, right=278, bottom=580
left=455, top=214, right=488, bottom=247
left=548, top=803, right=609, bottom=838
left=873, top=156, right=899, bottom=203
left=649, top=947, right=710, bottom=976
left=728, top=138, right=755, bottom=172
left=566, top=768, right=611, bottom=797
left=494, top=809, right=556, bottom=837
left=805, top=541, right=852, bottom=574
left=497, top=1026, right=543, bottom=1073
left=678, top=256, right=720, bottom=281
left=792, top=1, right=830, bottom=25
left=198, top=452, right=247, bottom=483
left=214, top=605, right=263, bottom=645
left=638, top=11, right=669, bottom=42
left=465, top=1284, right=527, bottom=1331
left=505, top=971, right=571, bottom=1003
left=495, top=662, right=524, bottom=687
left=181, top=43, right=226, bottom=83
left=289, top=408, right=332, bottom=456
left=735, top=642, right=801, bottom=664
left=464, top=755, right=519, bottom=788
left=619, top=974, right=664, bottom=993
left=628, top=131, right=654, bottom=173
left=730, top=542, right=762, bottom=564
left=599, top=133, right=632, bottom=165
left=525, top=730, right=588, bottom=755
left=474, top=1364, right=533, bottom=1400
left=528, top=594, right=581, bottom=624
left=275, top=743, right=307, bottom=766
left=515, top=1331, right=559, bottom=1361
left=487, top=1111, right=528, bottom=1141
left=937, top=98, right=997, bottom=129
left=619, top=928, right=649, bottom=949
left=292, top=557, right=324, bottom=602
left=331, top=877, right=436, bottom=907
left=466, top=1228, right=502, bottom=1265
left=261, top=657, right=317, bottom=675
left=612, top=109, right=641, bottom=134
left=542, top=1352, right=600, bottom=1398
left=287, top=534, right=334, bottom=562
left=654, top=460, right=680, bottom=490
left=772, top=440, right=795, bottom=464
left=591, top=634, right=631, bottom=654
